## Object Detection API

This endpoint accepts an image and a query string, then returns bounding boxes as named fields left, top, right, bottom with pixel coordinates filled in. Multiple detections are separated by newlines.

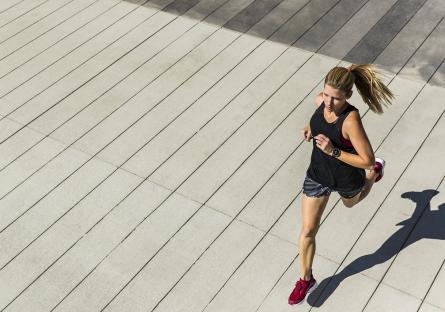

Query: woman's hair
left=324, top=64, right=394, bottom=114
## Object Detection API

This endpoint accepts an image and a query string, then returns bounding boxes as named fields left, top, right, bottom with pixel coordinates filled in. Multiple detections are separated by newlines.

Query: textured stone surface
left=0, top=0, right=444, bottom=311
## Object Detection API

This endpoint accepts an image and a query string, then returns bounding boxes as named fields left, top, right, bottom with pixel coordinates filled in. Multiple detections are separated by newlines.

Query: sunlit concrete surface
left=0, top=0, right=444, bottom=311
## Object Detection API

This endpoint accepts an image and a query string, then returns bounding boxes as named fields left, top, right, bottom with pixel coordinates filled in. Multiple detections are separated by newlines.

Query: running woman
left=288, top=64, right=394, bottom=305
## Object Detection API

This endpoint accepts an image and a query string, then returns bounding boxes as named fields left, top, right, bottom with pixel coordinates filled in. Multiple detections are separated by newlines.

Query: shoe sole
left=288, top=281, right=318, bottom=305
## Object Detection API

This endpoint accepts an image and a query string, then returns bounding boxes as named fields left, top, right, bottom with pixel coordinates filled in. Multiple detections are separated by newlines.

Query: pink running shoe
left=288, top=275, right=317, bottom=305
left=374, top=158, right=385, bottom=182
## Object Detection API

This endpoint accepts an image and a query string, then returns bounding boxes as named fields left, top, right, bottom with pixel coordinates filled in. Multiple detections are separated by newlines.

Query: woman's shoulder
left=345, top=102, right=359, bottom=112
left=343, top=107, right=362, bottom=129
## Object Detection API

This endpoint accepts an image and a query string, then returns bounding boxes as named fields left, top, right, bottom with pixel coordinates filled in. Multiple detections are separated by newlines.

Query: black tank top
left=307, top=102, right=365, bottom=191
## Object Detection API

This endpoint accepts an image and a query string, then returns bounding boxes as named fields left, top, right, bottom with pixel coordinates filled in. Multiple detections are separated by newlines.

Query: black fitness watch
left=331, top=147, right=341, bottom=158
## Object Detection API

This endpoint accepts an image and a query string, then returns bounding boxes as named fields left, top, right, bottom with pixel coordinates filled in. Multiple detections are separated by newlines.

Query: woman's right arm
left=301, top=125, right=312, bottom=141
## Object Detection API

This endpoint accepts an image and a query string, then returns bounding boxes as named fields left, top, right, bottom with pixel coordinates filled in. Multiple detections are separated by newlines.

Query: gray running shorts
left=302, top=176, right=362, bottom=199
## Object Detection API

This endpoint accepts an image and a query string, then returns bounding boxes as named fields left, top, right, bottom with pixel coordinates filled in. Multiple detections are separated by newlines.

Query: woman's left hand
left=314, top=134, right=334, bottom=155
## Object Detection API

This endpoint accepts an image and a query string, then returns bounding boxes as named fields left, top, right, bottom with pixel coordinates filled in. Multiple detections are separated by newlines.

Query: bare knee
left=300, top=225, right=318, bottom=239
left=342, top=198, right=357, bottom=208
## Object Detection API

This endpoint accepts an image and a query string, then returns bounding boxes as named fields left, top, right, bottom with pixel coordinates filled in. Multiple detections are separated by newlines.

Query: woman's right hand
left=301, top=125, right=312, bottom=142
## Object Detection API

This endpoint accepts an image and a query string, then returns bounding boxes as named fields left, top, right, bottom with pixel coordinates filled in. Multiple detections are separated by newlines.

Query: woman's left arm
left=314, top=111, right=375, bottom=170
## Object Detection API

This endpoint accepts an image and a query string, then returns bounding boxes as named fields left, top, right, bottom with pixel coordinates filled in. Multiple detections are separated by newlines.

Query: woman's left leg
left=341, top=169, right=377, bottom=208
left=299, top=194, right=330, bottom=280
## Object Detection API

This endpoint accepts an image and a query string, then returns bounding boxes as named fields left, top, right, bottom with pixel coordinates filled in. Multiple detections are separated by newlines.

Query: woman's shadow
left=307, top=189, right=445, bottom=307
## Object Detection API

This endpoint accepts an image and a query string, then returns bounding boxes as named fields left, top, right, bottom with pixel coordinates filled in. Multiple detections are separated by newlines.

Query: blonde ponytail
left=324, top=64, right=394, bottom=114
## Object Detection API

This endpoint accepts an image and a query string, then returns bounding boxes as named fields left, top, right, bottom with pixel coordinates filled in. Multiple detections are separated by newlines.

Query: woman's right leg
left=299, top=193, right=330, bottom=280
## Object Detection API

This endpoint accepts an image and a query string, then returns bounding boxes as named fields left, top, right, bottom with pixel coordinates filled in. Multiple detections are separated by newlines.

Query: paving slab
left=95, top=0, right=309, bottom=168
left=0, top=136, right=66, bottom=198
left=268, top=0, right=339, bottom=45
left=0, top=0, right=73, bottom=41
left=1, top=1, right=162, bottom=116
left=28, top=0, right=230, bottom=137
left=0, top=0, right=98, bottom=58
left=374, top=0, right=445, bottom=74
left=430, top=58, right=445, bottom=87
left=202, top=234, right=296, bottom=312
left=102, top=206, right=238, bottom=312
left=146, top=220, right=264, bottom=312
left=0, top=168, right=141, bottom=310
left=27, top=0, right=259, bottom=155
left=364, top=283, right=422, bottom=312
left=0, top=0, right=48, bottom=27
left=0, top=121, right=46, bottom=169
left=294, top=0, right=369, bottom=52
left=0, top=116, right=26, bottom=150
left=70, top=3, right=254, bottom=156
left=50, top=192, right=203, bottom=312
left=0, top=0, right=121, bottom=71
left=0, top=146, right=91, bottom=231
left=398, top=17, right=445, bottom=83
left=0, top=156, right=116, bottom=268
left=344, top=0, right=429, bottom=64
left=0, top=1, right=26, bottom=13
left=0, top=0, right=144, bottom=114
left=419, top=303, right=445, bottom=312
left=3, top=179, right=171, bottom=311
left=319, top=0, right=399, bottom=60
left=424, top=260, right=445, bottom=310
left=0, top=0, right=237, bottom=173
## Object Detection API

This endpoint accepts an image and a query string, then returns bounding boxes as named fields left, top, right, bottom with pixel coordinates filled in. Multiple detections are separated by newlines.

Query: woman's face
left=322, top=84, right=351, bottom=114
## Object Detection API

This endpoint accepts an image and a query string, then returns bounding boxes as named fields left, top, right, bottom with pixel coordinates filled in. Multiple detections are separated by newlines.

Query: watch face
left=333, top=148, right=341, bottom=157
